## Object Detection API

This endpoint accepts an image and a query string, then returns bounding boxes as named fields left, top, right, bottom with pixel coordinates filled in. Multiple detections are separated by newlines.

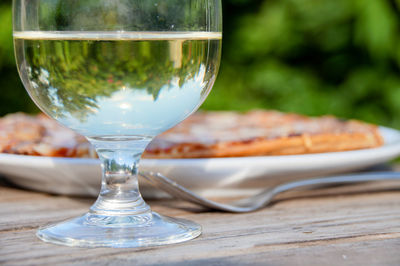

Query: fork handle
left=273, top=171, right=400, bottom=195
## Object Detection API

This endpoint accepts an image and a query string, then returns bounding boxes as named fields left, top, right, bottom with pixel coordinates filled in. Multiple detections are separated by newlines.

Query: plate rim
left=1, top=126, right=399, bottom=197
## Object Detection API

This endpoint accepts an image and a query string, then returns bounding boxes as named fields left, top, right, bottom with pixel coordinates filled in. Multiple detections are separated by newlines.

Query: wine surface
left=14, top=31, right=221, bottom=137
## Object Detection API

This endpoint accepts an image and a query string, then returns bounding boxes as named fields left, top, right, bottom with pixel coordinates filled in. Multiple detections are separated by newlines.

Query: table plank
left=1, top=181, right=400, bottom=265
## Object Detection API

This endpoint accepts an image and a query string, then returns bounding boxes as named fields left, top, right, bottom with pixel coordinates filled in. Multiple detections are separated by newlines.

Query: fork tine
left=140, top=172, right=206, bottom=204
left=139, top=171, right=253, bottom=212
left=150, top=172, right=241, bottom=209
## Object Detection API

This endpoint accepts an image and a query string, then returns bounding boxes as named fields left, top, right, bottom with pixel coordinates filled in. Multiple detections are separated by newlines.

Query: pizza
left=0, top=113, right=95, bottom=158
left=0, top=111, right=383, bottom=158
left=145, top=110, right=384, bottom=158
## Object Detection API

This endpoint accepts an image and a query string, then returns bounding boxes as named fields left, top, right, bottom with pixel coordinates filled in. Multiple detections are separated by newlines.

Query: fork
left=139, top=171, right=400, bottom=212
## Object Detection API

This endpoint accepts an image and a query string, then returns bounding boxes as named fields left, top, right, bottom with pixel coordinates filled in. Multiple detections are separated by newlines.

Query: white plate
left=1, top=127, right=400, bottom=198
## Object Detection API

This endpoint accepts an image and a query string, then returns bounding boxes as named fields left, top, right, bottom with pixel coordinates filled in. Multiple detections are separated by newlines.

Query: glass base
left=36, top=211, right=201, bottom=248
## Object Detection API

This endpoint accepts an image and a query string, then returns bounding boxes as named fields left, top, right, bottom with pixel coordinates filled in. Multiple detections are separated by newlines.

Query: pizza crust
left=144, top=132, right=382, bottom=158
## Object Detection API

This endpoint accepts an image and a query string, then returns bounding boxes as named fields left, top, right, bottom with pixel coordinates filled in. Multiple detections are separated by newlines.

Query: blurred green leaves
left=0, top=4, right=13, bottom=66
left=354, top=0, right=398, bottom=60
left=0, top=1, right=38, bottom=114
left=203, top=0, right=400, bottom=129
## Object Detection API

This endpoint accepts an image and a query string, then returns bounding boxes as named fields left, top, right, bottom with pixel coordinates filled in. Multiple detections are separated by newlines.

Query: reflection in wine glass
left=13, top=0, right=222, bottom=247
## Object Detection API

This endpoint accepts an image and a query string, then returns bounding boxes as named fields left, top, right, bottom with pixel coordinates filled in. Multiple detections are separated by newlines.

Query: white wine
left=14, top=31, right=221, bottom=137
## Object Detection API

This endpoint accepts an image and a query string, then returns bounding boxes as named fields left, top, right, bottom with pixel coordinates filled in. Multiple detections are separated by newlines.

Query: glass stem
left=88, top=136, right=152, bottom=216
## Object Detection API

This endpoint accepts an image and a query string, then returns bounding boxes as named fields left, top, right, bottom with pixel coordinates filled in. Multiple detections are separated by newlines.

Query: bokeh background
left=2, top=0, right=400, bottom=128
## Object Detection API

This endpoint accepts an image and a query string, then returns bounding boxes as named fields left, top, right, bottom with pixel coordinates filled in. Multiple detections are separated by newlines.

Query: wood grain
left=1, top=178, right=400, bottom=266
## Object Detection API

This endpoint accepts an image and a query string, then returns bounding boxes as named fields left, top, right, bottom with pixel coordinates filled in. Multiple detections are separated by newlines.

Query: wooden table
left=1, top=168, right=400, bottom=265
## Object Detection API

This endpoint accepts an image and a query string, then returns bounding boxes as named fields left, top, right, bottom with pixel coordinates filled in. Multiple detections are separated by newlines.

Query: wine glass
left=13, top=0, right=222, bottom=248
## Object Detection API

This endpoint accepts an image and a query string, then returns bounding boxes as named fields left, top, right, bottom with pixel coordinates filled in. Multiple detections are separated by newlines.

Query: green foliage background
left=2, top=0, right=400, bottom=128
